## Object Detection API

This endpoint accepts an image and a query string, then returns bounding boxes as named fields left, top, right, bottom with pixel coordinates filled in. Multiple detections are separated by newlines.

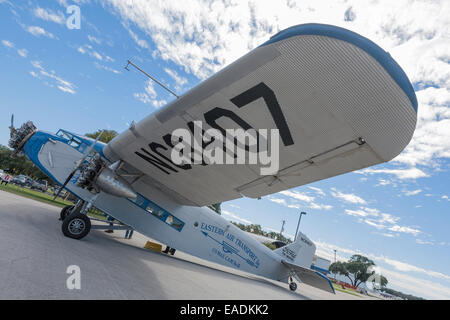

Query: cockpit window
left=69, top=137, right=81, bottom=148
left=78, top=142, right=88, bottom=154
left=56, top=130, right=72, bottom=140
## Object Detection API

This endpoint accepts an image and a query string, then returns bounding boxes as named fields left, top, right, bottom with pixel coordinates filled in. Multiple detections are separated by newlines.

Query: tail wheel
left=62, top=213, right=91, bottom=240
left=60, top=205, right=74, bottom=221
left=289, top=282, right=297, bottom=291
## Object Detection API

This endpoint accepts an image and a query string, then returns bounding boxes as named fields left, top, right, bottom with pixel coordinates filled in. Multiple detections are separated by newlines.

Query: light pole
left=294, top=211, right=307, bottom=241
left=280, top=220, right=285, bottom=237
left=333, top=249, right=337, bottom=280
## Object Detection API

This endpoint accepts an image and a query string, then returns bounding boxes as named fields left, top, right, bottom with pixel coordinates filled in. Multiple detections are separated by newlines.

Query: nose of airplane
left=8, top=120, right=38, bottom=158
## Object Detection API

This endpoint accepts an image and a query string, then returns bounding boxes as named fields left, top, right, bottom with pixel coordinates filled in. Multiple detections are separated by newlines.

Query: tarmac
left=0, top=189, right=375, bottom=300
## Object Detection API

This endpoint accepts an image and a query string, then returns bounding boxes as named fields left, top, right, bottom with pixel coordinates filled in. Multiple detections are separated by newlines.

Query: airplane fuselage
left=22, top=129, right=291, bottom=283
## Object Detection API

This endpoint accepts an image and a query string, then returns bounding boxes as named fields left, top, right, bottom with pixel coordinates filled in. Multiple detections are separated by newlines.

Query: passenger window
left=129, top=196, right=184, bottom=232
left=146, top=204, right=165, bottom=219
left=166, top=215, right=183, bottom=230
left=131, top=194, right=146, bottom=207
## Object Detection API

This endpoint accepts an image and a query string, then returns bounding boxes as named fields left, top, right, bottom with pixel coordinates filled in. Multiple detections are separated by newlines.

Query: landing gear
left=59, top=205, right=74, bottom=221
left=289, top=275, right=297, bottom=291
left=289, top=281, right=297, bottom=291
left=60, top=198, right=132, bottom=240
left=62, top=213, right=91, bottom=240
left=61, top=200, right=91, bottom=240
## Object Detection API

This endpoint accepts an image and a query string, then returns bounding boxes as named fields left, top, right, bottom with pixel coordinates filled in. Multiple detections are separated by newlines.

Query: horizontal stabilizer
left=282, top=260, right=335, bottom=294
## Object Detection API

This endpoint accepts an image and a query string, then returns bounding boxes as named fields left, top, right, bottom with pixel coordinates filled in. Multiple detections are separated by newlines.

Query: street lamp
left=294, top=211, right=307, bottom=241
left=333, top=249, right=337, bottom=280
left=280, top=220, right=285, bottom=237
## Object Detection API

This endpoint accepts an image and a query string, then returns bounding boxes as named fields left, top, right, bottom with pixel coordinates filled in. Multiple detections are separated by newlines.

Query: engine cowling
left=76, top=153, right=136, bottom=199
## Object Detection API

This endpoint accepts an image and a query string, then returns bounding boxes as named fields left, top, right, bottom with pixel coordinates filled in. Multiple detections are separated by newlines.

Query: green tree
left=85, top=129, right=118, bottom=143
left=0, top=145, right=49, bottom=181
left=329, top=254, right=387, bottom=289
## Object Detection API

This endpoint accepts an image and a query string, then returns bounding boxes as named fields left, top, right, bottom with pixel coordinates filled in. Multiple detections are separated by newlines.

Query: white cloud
left=307, top=186, right=325, bottom=196
left=126, top=27, right=149, bottom=49
left=222, top=210, right=252, bottom=225
left=17, top=48, right=28, bottom=58
left=375, top=179, right=393, bottom=187
left=279, top=190, right=314, bottom=203
left=144, top=80, right=157, bottom=99
left=345, top=207, right=379, bottom=218
left=87, top=35, right=102, bottom=44
left=379, top=233, right=396, bottom=238
left=133, top=80, right=169, bottom=108
left=416, top=239, right=433, bottom=245
left=34, top=7, right=65, bottom=24
left=3, top=40, right=29, bottom=58
left=344, top=206, right=420, bottom=238
left=378, top=213, right=400, bottom=225
left=164, top=68, right=187, bottom=87
left=404, top=189, right=422, bottom=196
left=133, top=92, right=151, bottom=104
left=393, top=87, right=450, bottom=169
left=152, top=99, right=167, bottom=108
left=77, top=44, right=104, bottom=61
left=1, top=40, right=14, bottom=48
left=275, top=190, right=333, bottom=211
left=26, top=26, right=55, bottom=38
left=356, top=167, right=429, bottom=180
left=363, top=219, right=386, bottom=230
left=388, top=225, right=421, bottom=236
left=330, top=188, right=366, bottom=204
left=94, top=62, right=121, bottom=74
left=91, top=51, right=103, bottom=60
left=30, top=60, right=76, bottom=94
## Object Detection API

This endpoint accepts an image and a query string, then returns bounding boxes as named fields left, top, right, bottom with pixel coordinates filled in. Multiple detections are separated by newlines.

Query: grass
left=0, top=183, right=107, bottom=221
left=0, top=183, right=73, bottom=208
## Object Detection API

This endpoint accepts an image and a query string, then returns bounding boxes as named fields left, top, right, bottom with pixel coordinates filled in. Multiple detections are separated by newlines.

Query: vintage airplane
left=8, top=24, right=417, bottom=294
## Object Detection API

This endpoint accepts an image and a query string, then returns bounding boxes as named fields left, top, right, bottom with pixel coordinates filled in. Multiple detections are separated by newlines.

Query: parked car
left=31, top=179, right=48, bottom=192
left=11, top=175, right=33, bottom=187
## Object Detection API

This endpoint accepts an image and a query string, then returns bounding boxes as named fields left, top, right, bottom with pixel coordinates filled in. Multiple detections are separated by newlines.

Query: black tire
left=62, top=213, right=91, bottom=240
left=60, top=205, right=74, bottom=221
left=289, top=282, right=297, bottom=291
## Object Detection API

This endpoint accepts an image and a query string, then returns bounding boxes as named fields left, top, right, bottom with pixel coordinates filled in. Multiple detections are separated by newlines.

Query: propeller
left=53, top=130, right=104, bottom=200
left=9, top=114, right=15, bottom=135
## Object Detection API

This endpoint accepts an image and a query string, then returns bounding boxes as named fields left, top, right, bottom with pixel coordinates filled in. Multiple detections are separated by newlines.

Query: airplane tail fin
left=274, top=232, right=335, bottom=294
left=273, top=231, right=316, bottom=268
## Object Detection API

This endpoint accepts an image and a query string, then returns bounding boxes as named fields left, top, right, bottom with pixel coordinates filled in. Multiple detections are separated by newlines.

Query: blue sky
left=1, top=0, right=449, bottom=299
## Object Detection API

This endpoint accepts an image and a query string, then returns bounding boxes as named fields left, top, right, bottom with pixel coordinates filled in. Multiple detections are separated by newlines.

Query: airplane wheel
left=60, top=205, right=74, bottom=221
left=62, top=213, right=91, bottom=240
left=289, top=282, right=297, bottom=291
